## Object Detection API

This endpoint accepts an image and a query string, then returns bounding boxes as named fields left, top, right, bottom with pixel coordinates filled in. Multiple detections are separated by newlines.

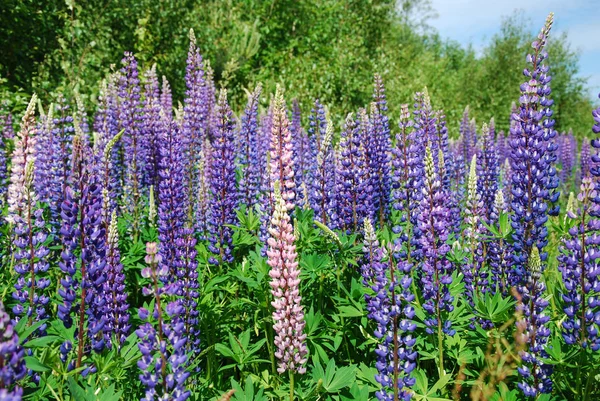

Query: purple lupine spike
left=309, top=111, right=336, bottom=226
left=174, top=226, right=200, bottom=363
left=358, top=108, right=378, bottom=223
left=58, top=134, right=108, bottom=369
left=102, top=211, right=129, bottom=347
left=1, top=104, right=15, bottom=140
left=267, top=181, right=307, bottom=374
left=0, top=130, right=6, bottom=202
left=118, top=51, right=144, bottom=240
left=496, top=130, right=507, bottom=166
left=207, top=90, right=238, bottom=265
left=516, top=247, right=552, bottom=397
left=141, top=65, right=162, bottom=191
left=459, top=106, right=476, bottom=166
left=476, top=122, right=499, bottom=222
left=238, top=83, right=262, bottom=208
left=183, top=29, right=209, bottom=222
left=463, top=155, right=489, bottom=309
left=370, top=75, right=393, bottom=226
left=558, top=177, right=600, bottom=350
left=361, top=218, right=417, bottom=401
left=418, top=145, right=455, bottom=344
left=509, top=14, right=557, bottom=396
left=434, top=109, right=451, bottom=191
left=33, top=107, right=54, bottom=204
left=269, top=86, right=295, bottom=211
left=488, top=190, right=512, bottom=295
left=291, top=99, right=312, bottom=209
left=8, top=96, right=52, bottom=336
left=580, top=139, right=591, bottom=182
left=392, top=104, right=424, bottom=262
left=559, top=131, right=576, bottom=188
left=157, top=119, right=187, bottom=279
left=336, top=112, right=367, bottom=232
left=137, top=242, right=191, bottom=401
left=0, top=301, right=26, bottom=400
left=161, top=75, right=173, bottom=118
left=195, top=138, right=211, bottom=238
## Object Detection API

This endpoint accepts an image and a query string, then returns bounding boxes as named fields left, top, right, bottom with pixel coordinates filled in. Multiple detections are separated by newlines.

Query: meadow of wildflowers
left=1, top=12, right=600, bottom=401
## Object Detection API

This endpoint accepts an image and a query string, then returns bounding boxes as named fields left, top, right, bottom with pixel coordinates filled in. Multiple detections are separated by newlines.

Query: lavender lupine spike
left=157, top=119, right=187, bottom=278
left=161, top=75, right=173, bottom=118
left=102, top=211, right=129, bottom=347
left=463, top=156, right=488, bottom=308
left=370, top=75, right=393, bottom=226
left=207, top=90, right=238, bottom=265
left=509, top=13, right=559, bottom=285
left=392, top=104, right=423, bottom=261
left=496, top=130, right=507, bottom=166
left=33, top=105, right=53, bottom=204
left=310, top=113, right=336, bottom=226
left=141, top=65, right=162, bottom=191
left=137, top=243, right=191, bottom=401
left=559, top=131, right=576, bottom=188
left=558, top=177, right=600, bottom=350
left=118, top=52, right=144, bottom=240
left=580, top=139, right=591, bottom=182
left=418, top=145, right=454, bottom=373
left=0, top=301, right=26, bottom=400
left=516, top=247, right=552, bottom=397
left=269, top=86, right=295, bottom=211
left=488, top=190, right=512, bottom=295
left=238, top=83, right=262, bottom=208
left=1, top=107, right=15, bottom=140
left=291, top=99, right=312, bottom=209
left=267, top=181, right=307, bottom=375
left=361, top=218, right=417, bottom=401
left=336, top=113, right=366, bottom=232
left=195, top=139, right=211, bottom=238
left=476, top=122, right=499, bottom=222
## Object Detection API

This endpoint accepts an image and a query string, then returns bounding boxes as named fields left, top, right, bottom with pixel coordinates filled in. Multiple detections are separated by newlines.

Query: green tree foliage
left=0, top=0, right=594, bottom=136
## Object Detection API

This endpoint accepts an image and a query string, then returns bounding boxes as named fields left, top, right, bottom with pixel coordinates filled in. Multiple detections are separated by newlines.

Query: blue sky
left=428, top=0, right=600, bottom=102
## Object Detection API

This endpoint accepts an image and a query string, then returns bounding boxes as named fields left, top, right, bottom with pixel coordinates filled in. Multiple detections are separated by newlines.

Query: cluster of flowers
left=1, top=11, right=600, bottom=401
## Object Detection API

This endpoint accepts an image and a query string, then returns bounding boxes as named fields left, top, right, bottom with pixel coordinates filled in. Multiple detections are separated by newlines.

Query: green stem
left=289, top=371, right=295, bottom=401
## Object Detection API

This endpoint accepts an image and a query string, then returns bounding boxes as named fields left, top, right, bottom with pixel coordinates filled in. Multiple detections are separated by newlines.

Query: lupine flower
left=418, top=146, right=455, bottom=339
left=207, top=90, right=238, bottom=265
left=459, top=106, right=476, bottom=166
left=1, top=108, right=14, bottom=140
left=137, top=242, right=191, bottom=401
left=488, top=190, right=512, bottom=295
left=0, top=131, right=6, bottom=203
left=509, top=13, right=559, bottom=284
left=8, top=96, right=51, bottom=335
left=161, top=75, right=173, bottom=118
left=237, top=83, right=262, bottom=208
left=267, top=181, right=307, bottom=374
left=291, top=99, right=312, bottom=209
left=336, top=113, right=367, bottom=232
left=516, top=247, right=552, bottom=397
left=580, top=139, right=591, bottom=182
left=0, top=301, right=26, bottom=400
left=269, top=86, right=295, bottom=211
left=141, top=65, right=162, bottom=191
left=308, top=100, right=335, bottom=225
left=195, top=138, right=211, bottom=238
left=558, top=177, right=600, bottom=349
left=183, top=29, right=209, bottom=223
left=463, top=155, right=488, bottom=306
left=361, top=218, right=416, bottom=401
left=496, top=130, right=507, bottom=166
left=392, top=104, right=423, bottom=261
left=102, top=211, right=130, bottom=348
left=476, top=122, right=499, bottom=222
left=33, top=106, right=54, bottom=205
left=118, top=51, right=144, bottom=239
left=157, top=119, right=187, bottom=278
left=369, top=75, right=393, bottom=226
left=559, top=131, right=576, bottom=188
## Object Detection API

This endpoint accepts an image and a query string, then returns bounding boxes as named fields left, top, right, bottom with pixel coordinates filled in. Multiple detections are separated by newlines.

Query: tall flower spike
left=310, top=112, right=336, bottom=226
left=291, top=99, right=312, bottom=209
left=141, top=65, right=162, bottom=191
left=0, top=301, right=26, bottom=399
left=516, top=246, right=552, bottom=397
left=238, top=83, right=263, bottom=208
left=361, top=218, right=417, bottom=401
left=558, top=177, right=600, bottom=350
left=418, top=144, right=455, bottom=375
left=119, top=52, right=144, bottom=240
left=488, top=190, right=512, bottom=296
left=580, top=139, right=591, bottom=183
left=477, top=122, right=499, bottom=222
left=102, top=211, right=130, bottom=347
left=269, top=85, right=295, bottom=211
left=267, top=181, right=307, bottom=374
left=509, top=12, right=559, bottom=286
left=207, top=89, right=238, bottom=265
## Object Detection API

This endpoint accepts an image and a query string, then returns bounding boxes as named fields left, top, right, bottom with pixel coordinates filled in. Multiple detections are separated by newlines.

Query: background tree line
left=0, top=0, right=594, bottom=137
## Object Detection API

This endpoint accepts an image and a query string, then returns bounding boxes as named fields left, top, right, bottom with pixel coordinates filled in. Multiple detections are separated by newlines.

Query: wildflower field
left=1, top=8, right=600, bottom=401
